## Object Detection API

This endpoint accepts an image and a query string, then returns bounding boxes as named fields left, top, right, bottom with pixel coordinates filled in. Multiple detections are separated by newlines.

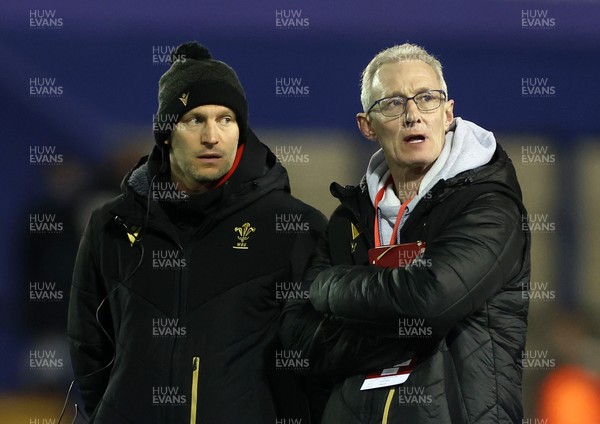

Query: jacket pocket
left=190, top=356, right=200, bottom=424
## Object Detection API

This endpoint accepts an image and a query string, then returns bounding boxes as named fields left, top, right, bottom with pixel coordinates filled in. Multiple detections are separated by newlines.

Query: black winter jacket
left=68, top=130, right=327, bottom=424
left=281, top=144, right=530, bottom=423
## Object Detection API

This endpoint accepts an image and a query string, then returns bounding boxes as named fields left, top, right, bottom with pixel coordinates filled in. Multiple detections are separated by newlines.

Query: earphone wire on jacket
left=56, top=163, right=160, bottom=423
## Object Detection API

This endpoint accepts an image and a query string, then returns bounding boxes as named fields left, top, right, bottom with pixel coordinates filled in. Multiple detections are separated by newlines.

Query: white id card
left=360, top=358, right=414, bottom=391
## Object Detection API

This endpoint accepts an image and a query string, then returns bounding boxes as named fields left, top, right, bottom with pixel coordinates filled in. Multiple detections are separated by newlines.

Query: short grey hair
left=360, top=43, right=448, bottom=113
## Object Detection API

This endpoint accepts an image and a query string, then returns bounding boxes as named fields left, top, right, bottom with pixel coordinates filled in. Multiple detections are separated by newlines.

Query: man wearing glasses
left=281, top=43, right=530, bottom=423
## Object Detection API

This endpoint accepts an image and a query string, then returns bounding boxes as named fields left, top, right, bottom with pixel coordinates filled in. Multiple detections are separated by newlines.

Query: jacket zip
left=190, top=356, right=200, bottom=424
left=382, top=387, right=396, bottom=424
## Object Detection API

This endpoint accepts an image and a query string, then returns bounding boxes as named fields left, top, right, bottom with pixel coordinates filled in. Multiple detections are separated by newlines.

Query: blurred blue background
left=2, top=0, right=600, bottom=421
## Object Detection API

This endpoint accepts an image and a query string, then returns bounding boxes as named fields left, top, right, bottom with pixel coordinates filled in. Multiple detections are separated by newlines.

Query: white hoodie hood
left=366, top=117, right=497, bottom=244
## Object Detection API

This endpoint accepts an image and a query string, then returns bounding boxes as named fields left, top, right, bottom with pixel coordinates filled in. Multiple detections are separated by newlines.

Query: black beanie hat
left=153, top=41, right=248, bottom=146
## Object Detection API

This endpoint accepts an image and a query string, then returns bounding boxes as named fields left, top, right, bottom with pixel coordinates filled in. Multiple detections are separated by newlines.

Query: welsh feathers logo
left=233, top=222, right=256, bottom=250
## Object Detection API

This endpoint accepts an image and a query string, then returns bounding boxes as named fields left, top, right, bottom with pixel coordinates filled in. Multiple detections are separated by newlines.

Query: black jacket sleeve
left=67, top=212, right=114, bottom=418
left=309, top=191, right=527, bottom=341
left=288, top=208, right=329, bottom=283
left=280, top=226, right=414, bottom=379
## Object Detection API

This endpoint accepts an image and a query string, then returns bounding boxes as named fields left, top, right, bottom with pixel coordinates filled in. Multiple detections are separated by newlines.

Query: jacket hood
left=366, top=117, right=497, bottom=204
left=364, top=117, right=498, bottom=243
left=418, top=117, right=496, bottom=195
left=111, top=127, right=290, bottom=228
left=332, top=118, right=523, bottom=243
left=124, top=127, right=288, bottom=196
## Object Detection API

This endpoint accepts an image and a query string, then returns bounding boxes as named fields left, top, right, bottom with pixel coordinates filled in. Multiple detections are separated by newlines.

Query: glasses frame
left=366, top=89, right=447, bottom=117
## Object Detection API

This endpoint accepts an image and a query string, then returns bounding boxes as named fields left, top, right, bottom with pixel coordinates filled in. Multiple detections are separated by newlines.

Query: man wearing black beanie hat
left=153, top=42, right=249, bottom=146
left=68, top=41, right=327, bottom=424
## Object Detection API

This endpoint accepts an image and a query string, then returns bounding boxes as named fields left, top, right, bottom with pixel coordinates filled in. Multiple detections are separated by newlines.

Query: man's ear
left=444, top=99, right=455, bottom=132
left=356, top=113, right=378, bottom=141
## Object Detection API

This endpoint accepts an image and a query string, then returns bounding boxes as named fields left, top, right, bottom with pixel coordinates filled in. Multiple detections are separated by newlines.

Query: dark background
left=1, top=0, right=599, bottom=420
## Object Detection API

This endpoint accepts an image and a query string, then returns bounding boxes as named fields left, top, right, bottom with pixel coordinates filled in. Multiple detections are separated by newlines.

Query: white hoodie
left=366, top=117, right=497, bottom=244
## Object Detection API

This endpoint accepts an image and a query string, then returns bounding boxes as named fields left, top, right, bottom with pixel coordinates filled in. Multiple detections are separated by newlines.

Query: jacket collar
left=330, top=143, right=522, bottom=228
left=109, top=127, right=290, bottom=228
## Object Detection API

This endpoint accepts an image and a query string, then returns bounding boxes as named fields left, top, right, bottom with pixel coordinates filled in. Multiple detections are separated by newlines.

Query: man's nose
left=201, top=121, right=218, bottom=144
left=403, top=100, right=421, bottom=125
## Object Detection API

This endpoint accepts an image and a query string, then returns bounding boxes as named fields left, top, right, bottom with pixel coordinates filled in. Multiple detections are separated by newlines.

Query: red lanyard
left=373, top=176, right=414, bottom=247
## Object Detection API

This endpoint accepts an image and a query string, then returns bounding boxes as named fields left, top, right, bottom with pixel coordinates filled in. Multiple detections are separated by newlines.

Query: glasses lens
left=379, top=97, right=406, bottom=117
left=415, top=91, right=444, bottom=111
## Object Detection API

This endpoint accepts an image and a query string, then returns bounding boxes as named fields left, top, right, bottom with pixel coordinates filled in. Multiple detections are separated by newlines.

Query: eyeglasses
left=366, top=90, right=447, bottom=117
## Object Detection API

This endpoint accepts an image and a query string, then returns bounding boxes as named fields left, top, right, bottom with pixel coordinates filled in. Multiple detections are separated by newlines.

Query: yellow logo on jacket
left=351, top=222, right=362, bottom=253
left=233, top=222, right=256, bottom=249
left=127, top=225, right=141, bottom=246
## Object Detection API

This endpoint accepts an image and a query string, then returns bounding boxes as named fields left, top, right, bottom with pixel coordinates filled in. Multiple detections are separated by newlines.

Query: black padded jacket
left=68, top=130, right=327, bottom=423
left=281, top=144, right=530, bottom=424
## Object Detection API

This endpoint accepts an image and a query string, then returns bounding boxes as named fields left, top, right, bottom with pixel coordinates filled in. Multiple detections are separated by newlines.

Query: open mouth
left=404, top=134, right=426, bottom=144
